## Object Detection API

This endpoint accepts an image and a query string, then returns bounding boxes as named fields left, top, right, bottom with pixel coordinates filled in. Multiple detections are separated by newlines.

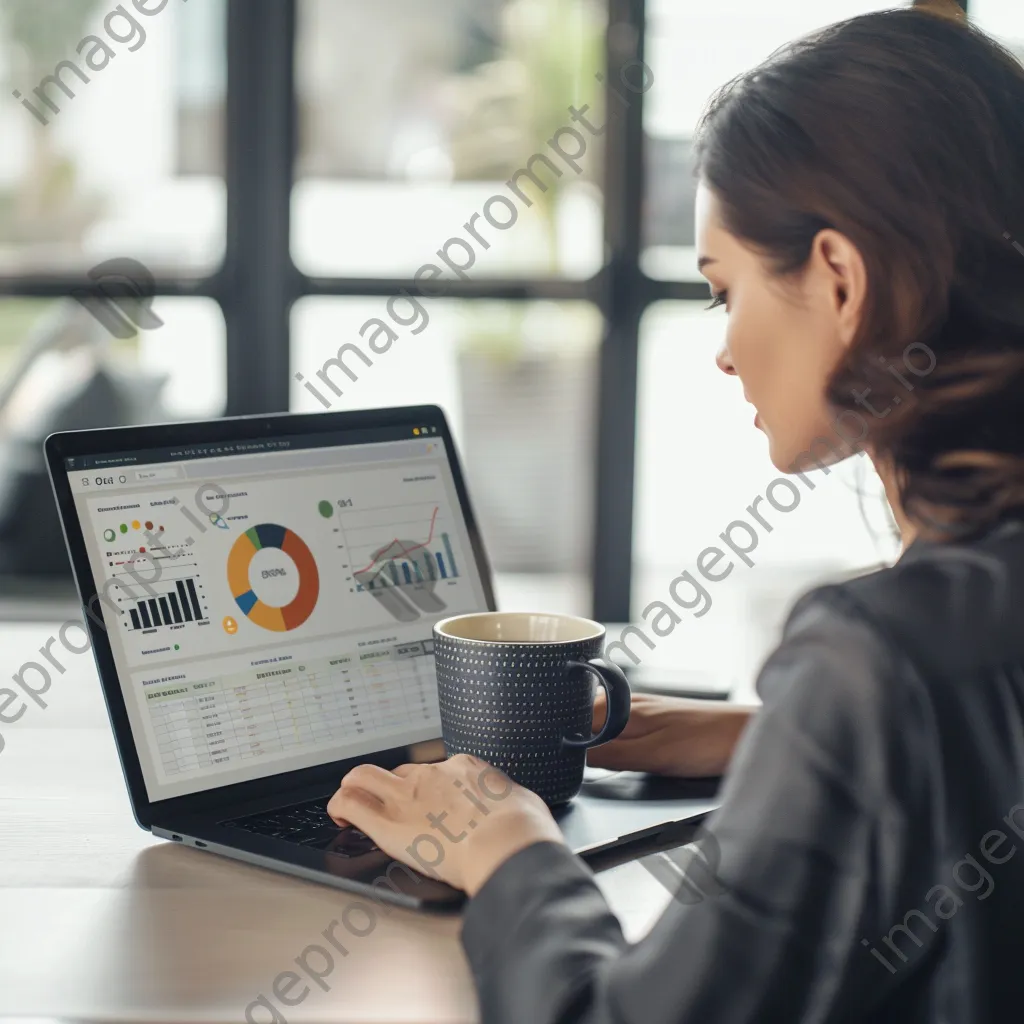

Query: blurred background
left=0, top=0, right=1015, bottom=696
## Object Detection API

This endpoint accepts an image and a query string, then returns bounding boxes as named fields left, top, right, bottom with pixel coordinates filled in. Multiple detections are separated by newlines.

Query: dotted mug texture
left=433, top=629, right=618, bottom=806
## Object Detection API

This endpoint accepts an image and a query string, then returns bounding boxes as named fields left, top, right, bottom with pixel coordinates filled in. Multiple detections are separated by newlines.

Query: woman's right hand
left=587, top=690, right=755, bottom=778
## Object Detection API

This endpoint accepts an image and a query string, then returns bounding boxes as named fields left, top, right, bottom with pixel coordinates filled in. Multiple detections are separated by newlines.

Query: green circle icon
left=103, top=528, right=116, bottom=542
left=318, top=500, right=333, bottom=518
left=119, top=523, right=128, bottom=534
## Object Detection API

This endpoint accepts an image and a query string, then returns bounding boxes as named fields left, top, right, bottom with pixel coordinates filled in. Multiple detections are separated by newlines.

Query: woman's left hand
left=326, top=754, right=565, bottom=897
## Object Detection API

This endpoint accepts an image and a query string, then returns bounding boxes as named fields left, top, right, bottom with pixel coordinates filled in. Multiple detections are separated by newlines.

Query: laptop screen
left=62, top=423, right=491, bottom=802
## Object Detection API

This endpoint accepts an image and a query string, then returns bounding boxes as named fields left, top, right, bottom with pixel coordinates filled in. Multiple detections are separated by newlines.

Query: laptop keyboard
left=221, top=797, right=380, bottom=857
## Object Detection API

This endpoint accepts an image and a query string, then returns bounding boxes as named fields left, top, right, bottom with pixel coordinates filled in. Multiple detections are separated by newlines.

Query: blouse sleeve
left=459, top=588, right=937, bottom=1024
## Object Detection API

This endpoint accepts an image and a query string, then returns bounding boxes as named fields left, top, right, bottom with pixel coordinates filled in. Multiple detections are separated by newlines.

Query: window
left=970, top=0, right=1024, bottom=54
left=0, top=0, right=226, bottom=275
left=642, top=0, right=912, bottom=280
left=293, top=0, right=605, bottom=279
left=0, top=0, right=227, bottom=588
left=0, top=297, right=224, bottom=426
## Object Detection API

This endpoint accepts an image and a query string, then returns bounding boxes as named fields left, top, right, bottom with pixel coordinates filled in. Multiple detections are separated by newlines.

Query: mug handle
left=560, top=657, right=632, bottom=749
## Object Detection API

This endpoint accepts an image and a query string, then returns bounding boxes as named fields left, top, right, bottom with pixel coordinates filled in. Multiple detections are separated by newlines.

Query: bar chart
left=128, top=576, right=208, bottom=630
left=358, top=528, right=460, bottom=591
left=348, top=506, right=461, bottom=591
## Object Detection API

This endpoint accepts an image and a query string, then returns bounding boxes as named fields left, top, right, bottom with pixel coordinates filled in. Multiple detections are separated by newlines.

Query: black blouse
left=460, top=520, right=1024, bottom=1023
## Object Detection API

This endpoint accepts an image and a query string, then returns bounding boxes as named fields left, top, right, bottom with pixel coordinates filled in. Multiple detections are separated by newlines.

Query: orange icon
left=223, top=616, right=238, bottom=634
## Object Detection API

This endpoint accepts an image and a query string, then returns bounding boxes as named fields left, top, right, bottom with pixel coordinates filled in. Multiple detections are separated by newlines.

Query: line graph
left=356, top=506, right=439, bottom=575
left=341, top=503, right=461, bottom=591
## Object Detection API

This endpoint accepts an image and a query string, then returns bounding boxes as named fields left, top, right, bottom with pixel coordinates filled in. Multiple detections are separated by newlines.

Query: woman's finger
left=340, top=762, right=407, bottom=801
left=327, top=783, right=387, bottom=830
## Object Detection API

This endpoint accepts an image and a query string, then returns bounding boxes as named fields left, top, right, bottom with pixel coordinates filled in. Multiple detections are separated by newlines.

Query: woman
left=328, top=7, right=1024, bottom=1021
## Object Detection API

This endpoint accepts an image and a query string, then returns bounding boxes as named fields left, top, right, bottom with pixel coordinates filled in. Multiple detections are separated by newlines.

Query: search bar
left=182, top=440, right=435, bottom=480
left=134, top=466, right=184, bottom=483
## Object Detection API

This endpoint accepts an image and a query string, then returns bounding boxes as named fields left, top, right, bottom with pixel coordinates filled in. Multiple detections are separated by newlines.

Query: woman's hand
left=587, top=691, right=755, bottom=777
left=326, top=754, right=565, bottom=897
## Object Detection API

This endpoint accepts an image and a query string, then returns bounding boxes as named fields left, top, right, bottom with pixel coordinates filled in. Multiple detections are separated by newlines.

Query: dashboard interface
left=63, top=424, right=489, bottom=802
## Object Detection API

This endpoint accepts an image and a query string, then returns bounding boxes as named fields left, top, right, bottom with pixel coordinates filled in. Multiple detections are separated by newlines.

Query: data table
left=147, top=640, right=438, bottom=779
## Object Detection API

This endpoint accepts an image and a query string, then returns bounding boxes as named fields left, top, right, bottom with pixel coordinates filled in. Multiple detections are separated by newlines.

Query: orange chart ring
left=227, top=524, right=319, bottom=631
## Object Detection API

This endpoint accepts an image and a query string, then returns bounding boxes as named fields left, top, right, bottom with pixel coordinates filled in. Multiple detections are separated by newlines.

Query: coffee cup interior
left=433, top=611, right=604, bottom=645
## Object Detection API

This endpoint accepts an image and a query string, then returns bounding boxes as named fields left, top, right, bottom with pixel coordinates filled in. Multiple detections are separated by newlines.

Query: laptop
left=45, top=404, right=720, bottom=910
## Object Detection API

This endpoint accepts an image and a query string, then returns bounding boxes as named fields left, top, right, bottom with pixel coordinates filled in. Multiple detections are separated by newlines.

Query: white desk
left=0, top=620, right=678, bottom=1023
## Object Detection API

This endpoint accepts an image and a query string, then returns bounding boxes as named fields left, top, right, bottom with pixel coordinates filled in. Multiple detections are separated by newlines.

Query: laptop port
left=171, top=834, right=182, bottom=841
left=194, top=840, right=208, bottom=848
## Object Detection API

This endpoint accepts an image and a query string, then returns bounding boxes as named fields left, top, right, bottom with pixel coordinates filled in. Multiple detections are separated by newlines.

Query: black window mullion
left=0, top=277, right=217, bottom=299
left=646, top=280, right=716, bottom=302
left=591, top=0, right=647, bottom=623
left=301, top=275, right=598, bottom=302
left=223, top=0, right=297, bottom=416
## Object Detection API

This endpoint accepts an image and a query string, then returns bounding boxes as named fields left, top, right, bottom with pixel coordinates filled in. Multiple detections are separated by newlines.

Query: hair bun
left=912, top=0, right=967, bottom=21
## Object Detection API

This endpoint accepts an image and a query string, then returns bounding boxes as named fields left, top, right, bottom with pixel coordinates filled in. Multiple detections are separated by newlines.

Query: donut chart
left=227, top=524, right=319, bottom=631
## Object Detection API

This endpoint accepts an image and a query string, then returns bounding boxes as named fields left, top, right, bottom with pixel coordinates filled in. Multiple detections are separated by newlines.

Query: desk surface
left=0, top=620, right=680, bottom=1024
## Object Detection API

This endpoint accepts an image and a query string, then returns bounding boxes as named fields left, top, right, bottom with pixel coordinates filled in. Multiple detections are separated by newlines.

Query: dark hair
left=693, top=6, right=1024, bottom=539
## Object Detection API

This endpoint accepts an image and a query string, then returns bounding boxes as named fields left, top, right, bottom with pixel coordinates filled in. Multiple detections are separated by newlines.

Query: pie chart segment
left=227, top=531, right=257, bottom=595
left=280, top=529, right=319, bottom=629
left=252, top=522, right=286, bottom=550
left=246, top=600, right=287, bottom=632
left=227, top=524, right=319, bottom=632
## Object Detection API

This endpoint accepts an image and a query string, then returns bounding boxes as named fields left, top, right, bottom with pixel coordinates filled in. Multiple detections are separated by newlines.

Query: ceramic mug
left=432, top=612, right=631, bottom=806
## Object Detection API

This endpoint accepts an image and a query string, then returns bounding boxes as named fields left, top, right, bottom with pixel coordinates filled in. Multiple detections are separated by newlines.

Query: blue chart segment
left=442, top=531, right=457, bottom=577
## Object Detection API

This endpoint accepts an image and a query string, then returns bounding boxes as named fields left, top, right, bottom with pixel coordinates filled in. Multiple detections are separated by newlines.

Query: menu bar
left=64, top=424, right=438, bottom=470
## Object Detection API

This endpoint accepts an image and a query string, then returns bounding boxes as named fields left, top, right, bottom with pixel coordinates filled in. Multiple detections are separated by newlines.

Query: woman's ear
left=812, top=228, right=867, bottom=348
